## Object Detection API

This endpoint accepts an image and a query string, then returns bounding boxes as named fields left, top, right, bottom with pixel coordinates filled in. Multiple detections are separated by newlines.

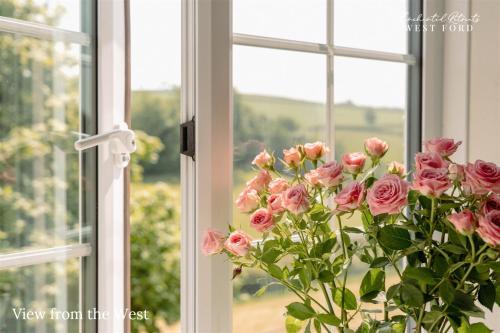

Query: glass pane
left=334, top=0, right=408, bottom=53
left=0, top=259, right=80, bottom=332
left=233, top=0, right=326, bottom=43
left=334, top=56, right=406, bottom=226
left=130, top=0, right=181, bottom=332
left=0, top=0, right=93, bottom=32
left=0, top=31, right=95, bottom=254
left=233, top=45, right=327, bottom=331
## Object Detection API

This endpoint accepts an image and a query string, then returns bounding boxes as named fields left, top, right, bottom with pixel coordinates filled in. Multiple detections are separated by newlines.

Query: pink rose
left=480, top=193, right=500, bottom=215
left=201, top=229, right=226, bottom=255
left=342, top=152, right=366, bottom=175
left=250, top=208, right=275, bottom=232
left=246, top=170, right=272, bottom=192
left=367, top=174, right=410, bottom=216
left=415, top=152, right=449, bottom=171
left=305, top=169, right=320, bottom=186
left=388, top=161, right=405, bottom=177
left=267, top=194, right=285, bottom=214
left=448, top=163, right=465, bottom=182
left=412, top=168, right=451, bottom=198
left=463, top=160, right=500, bottom=195
left=334, top=181, right=365, bottom=212
left=235, top=188, right=260, bottom=213
left=447, top=209, right=476, bottom=235
left=303, top=141, right=329, bottom=160
left=364, top=137, right=389, bottom=159
left=283, top=147, right=302, bottom=167
left=252, top=150, right=273, bottom=169
left=476, top=211, right=500, bottom=246
left=283, top=184, right=309, bottom=214
left=316, top=161, right=343, bottom=188
left=268, top=178, right=289, bottom=194
left=224, top=230, right=252, bottom=256
left=424, top=138, right=462, bottom=157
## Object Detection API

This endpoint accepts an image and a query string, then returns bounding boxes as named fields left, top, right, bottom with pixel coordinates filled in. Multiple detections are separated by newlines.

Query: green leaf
left=403, top=266, right=435, bottom=285
left=261, top=248, right=281, bottom=264
left=400, top=283, right=424, bottom=307
left=268, top=264, right=283, bottom=279
left=478, top=280, right=495, bottom=311
left=370, top=257, right=390, bottom=268
left=378, top=225, right=412, bottom=251
left=318, top=270, right=335, bottom=283
left=313, top=318, right=321, bottom=333
left=470, top=264, right=490, bottom=282
left=316, top=313, right=341, bottom=326
left=286, top=302, right=316, bottom=320
left=386, top=284, right=400, bottom=301
left=333, top=287, right=358, bottom=310
left=343, top=227, right=365, bottom=234
left=439, top=280, right=456, bottom=304
left=254, top=285, right=268, bottom=297
left=441, top=243, right=467, bottom=255
left=359, top=268, right=385, bottom=300
left=469, top=323, right=492, bottom=333
left=285, top=315, right=304, bottom=333
left=422, top=311, right=443, bottom=325
left=299, top=266, right=312, bottom=289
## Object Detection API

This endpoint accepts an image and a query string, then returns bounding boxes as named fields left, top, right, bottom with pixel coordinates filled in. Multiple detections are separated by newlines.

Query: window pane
left=0, top=259, right=81, bottom=332
left=130, top=0, right=181, bottom=332
left=233, top=45, right=327, bottom=332
left=334, top=0, right=408, bottom=53
left=0, top=33, right=94, bottom=254
left=233, top=0, right=326, bottom=43
left=0, top=0, right=93, bottom=32
left=334, top=56, right=406, bottom=226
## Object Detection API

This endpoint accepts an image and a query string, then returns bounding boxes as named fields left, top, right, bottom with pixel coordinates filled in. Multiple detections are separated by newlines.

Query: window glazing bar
left=0, top=243, right=92, bottom=270
left=0, top=16, right=90, bottom=46
left=233, top=33, right=416, bottom=65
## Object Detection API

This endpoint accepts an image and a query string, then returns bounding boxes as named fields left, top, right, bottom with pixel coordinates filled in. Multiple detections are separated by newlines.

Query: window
left=231, top=0, right=421, bottom=331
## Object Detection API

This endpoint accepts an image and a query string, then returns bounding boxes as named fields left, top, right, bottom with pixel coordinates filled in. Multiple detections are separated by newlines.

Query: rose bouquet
left=202, top=138, right=500, bottom=333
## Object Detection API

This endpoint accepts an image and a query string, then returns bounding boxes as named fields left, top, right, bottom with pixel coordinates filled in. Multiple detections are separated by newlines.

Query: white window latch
left=74, top=123, right=136, bottom=168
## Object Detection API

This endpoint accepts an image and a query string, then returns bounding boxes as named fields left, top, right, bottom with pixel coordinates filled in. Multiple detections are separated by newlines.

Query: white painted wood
left=97, top=0, right=126, bottom=331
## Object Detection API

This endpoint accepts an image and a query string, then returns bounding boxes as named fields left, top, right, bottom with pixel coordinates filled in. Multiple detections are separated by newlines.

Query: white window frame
left=182, top=0, right=423, bottom=332
left=0, top=1, right=129, bottom=332
left=97, top=0, right=127, bottom=332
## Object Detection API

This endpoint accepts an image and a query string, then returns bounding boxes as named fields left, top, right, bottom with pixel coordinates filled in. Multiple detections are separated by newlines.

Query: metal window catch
left=74, top=122, right=136, bottom=168
left=180, top=117, right=195, bottom=160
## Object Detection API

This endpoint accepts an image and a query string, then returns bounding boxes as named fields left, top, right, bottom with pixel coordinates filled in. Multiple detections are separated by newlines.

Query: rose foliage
left=203, top=138, right=500, bottom=333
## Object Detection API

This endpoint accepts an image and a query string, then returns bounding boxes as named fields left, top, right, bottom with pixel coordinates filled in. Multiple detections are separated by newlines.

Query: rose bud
left=252, top=150, right=273, bottom=169
left=364, top=137, right=389, bottom=160
left=447, top=209, right=476, bottom=235
left=224, top=230, right=252, bottom=256
left=476, top=211, right=500, bottom=247
left=283, top=147, right=302, bottom=168
left=267, top=194, right=285, bottom=214
left=304, top=169, right=320, bottom=186
left=342, top=152, right=366, bottom=175
left=246, top=169, right=272, bottom=192
left=415, top=152, right=449, bottom=171
left=283, top=184, right=310, bottom=214
left=235, top=188, right=259, bottom=213
left=334, top=181, right=365, bottom=212
left=201, top=229, right=226, bottom=256
left=303, top=141, right=330, bottom=160
left=448, top=163, right=465, bottom=182
left=232, top=266, right=243, bottom=280
left=412, top=168, right=451, bottom=198
left=424, top=138, right=462, bottom=157
left=367, top=174, right=410, bottom=216
left=250, top=208, right=275, bottom=232
left=481, top=193, right=500, bottom=215
left=316, top=161, right=343, bottom=188
left=388, top=161, right=405, bottom=177
left=463, top=160, right=500, bottom=195
left=268, top=178, right=290, bottom=194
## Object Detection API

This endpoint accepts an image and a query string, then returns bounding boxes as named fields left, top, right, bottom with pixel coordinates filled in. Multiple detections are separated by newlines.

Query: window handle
left=74, top=122, right=136, bottom=168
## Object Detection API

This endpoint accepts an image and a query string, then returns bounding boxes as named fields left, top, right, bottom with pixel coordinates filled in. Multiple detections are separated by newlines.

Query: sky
left=128, top=0, right=409, bottom=108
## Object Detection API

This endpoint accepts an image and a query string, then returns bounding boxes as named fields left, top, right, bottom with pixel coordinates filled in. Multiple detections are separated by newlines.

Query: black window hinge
left=180, top=117, right=195, bottom=160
